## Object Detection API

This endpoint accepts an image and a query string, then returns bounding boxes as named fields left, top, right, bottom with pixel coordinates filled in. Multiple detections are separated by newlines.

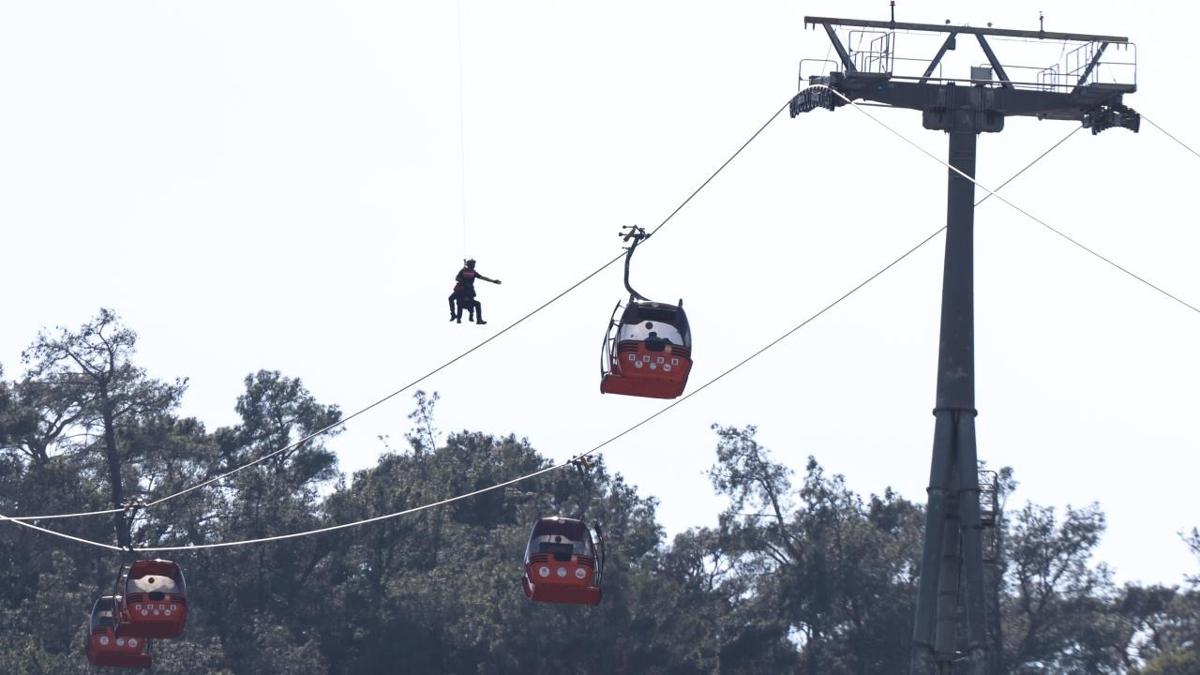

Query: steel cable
left=825, top=87, right=1200, bottom=315
left=0, top=121, right=1078, bottom=551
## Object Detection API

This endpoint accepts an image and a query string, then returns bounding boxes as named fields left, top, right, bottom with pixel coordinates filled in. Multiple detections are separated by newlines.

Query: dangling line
left=456, top=0, right=469, bottom=259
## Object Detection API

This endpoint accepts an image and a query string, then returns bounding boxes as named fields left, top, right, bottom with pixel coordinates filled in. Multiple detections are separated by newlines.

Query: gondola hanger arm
left=619, top=226, right=650, bottom=302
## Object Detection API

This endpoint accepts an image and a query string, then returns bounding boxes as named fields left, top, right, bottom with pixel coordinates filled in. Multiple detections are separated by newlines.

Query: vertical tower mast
left=793, top=13, right=1138, bottom=674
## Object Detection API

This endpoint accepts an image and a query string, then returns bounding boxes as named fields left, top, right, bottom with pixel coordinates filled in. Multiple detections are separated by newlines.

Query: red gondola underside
left=600, top=341, right=692, bottom=399
left=86, top=628, right=151, bottom=669
left=123, top=595, right=189, bottom=638
left=522, top=554, right=602, bottom=606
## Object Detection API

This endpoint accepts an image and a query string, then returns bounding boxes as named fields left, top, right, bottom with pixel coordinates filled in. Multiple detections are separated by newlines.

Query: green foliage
left=708, top=425, right=922, bottom=673
left=0, top=313, right=1197, bottom=673
left=1137, top=650, right=1200, bottom=675
left=1001, top=502, right=1120, bottom=672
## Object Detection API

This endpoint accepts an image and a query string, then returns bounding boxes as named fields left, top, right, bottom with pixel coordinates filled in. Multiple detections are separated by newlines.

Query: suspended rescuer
left=449, top=258, right=501, bottom=324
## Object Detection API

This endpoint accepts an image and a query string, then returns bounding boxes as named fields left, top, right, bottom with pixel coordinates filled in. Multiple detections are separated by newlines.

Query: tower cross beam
left=805, top=16, right=1128, bottom=43
left=819, top=76, right=1135, bottom=125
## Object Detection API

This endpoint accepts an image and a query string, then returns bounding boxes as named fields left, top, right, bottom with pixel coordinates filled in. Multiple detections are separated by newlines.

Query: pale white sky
left=1, top=1, right=1196, bottom=585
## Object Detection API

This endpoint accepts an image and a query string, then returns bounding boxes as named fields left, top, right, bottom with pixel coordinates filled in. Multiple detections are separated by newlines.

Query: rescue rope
left=456, top=0, right=469, bottom=259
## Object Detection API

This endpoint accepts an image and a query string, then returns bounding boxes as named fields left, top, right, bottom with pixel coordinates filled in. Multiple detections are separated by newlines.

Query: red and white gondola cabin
left=600, top=300, right=693, bottom=399
left=121, top=559, right=188, bottom=639
left=86, top=595, right=151, bottom=669
left=522, top=517, right=603, bottom=606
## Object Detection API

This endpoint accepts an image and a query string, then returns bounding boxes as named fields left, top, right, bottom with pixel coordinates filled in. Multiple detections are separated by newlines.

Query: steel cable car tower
left=792, top=8, right=1138, bottom=674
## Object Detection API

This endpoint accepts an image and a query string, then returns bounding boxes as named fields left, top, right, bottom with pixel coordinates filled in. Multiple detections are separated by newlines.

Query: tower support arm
left=919, top=33, right=957, bottom=84
left=974, top=35, right=1014, bottom=89
left=1073, top=42, right=1110, bottom=92
left=821, top=23, right=857, bottom=73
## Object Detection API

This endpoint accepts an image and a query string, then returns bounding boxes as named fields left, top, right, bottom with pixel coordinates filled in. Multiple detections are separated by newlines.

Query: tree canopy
left=1, top=311, right=1195, bottom=674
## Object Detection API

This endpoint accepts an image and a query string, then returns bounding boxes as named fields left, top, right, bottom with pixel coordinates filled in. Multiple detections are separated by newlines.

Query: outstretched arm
left=476, top=273, right=502, bottom=284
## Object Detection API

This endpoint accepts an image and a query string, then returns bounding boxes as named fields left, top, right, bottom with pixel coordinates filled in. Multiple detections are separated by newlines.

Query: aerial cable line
left=0, top=223, right=945, bottom=553
left=643, top=98, right=793, bottom=238
left=977, top=126, right=1080, bottom=206
left=7, top=97, right=796, bottom=524
left=1142, top=113, right=1200, bottom=161
left=0, top=127, right=1082, bottom=552
left=5, top=504, right=125, bottom=521
left=2, top=97, right=1080, bottom=527
left=0, top=513, right=122, bottom=552
left=822, top=86, right=1200, bottom=316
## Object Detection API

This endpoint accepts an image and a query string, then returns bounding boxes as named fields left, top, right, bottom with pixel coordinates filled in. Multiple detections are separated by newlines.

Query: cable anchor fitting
left=570, top=455, right=596, bottom=474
